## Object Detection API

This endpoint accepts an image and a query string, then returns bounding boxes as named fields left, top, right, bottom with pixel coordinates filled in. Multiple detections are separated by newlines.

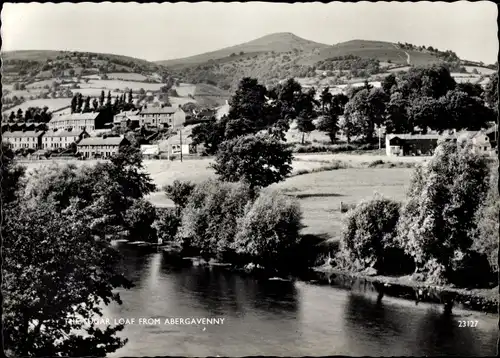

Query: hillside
left=159, top=33, right=490, bottom=91
left=157, top=32, right=330, bottom=68
left=2, top=50, right=169, bottom=85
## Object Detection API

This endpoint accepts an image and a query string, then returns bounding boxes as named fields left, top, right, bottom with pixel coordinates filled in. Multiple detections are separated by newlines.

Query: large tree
left=396, top=141, right=491, bottom=284
left=212, top=133, right=293, bottom=190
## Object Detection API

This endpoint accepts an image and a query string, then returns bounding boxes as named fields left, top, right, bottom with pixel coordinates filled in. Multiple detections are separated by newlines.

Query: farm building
left=385, top=133, right=454, bottom=157
left=48, top=112, right=109, bottom=131
left=77, top=136, right=130, bottom=159
left=3, top=130, right=45, bottom=150
left=42, top=129, right=89, bottom=150
left=138, top=105, right=186, bottom=129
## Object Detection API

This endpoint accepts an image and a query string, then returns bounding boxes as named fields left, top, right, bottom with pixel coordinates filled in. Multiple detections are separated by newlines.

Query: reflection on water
left=102, top=247, right=498, bottom=357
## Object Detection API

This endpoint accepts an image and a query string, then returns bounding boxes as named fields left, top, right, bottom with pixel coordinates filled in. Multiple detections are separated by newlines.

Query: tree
left=107, top=91, right=112, bottom=106
left=177, top=180, right=253, bottom=260
left=484, top=72, right=498, bottom=114
left=1, top=143, right=25, bottom=206
left=406, top=96, right=443, bottom=133
left=9, top=111, right=16, bottom=121
left=472, top=169, right=499, bottom=273
left=385, top=92, right=412, bottom=134
left=382, top=73, right=397, bottom=94
left=99, top=90, right=105, bottom=107
left=335, top=194, right=409, bottom=275
left=439, top=89, right=493, bottom=131
left=123, top=199, right=157, bottom=241
left=316, top=113, right=338, bottom=143
left=83, top=96, right=91, bottom=113
left=228, top=77, right=269, bottom=129
left=457, top=82, right=483, bottom=98
left=212, top=133, right=293, bottom=190
left=92, top=98, right=98, bottom=111
left=296, top=114, right=316, bottom=144
left=396, top=141, right=491, bottom=285
left=2, top=196, right=132, bottom=356
left=16, top=108, right=23, bottom=120
left=233, top=190, right=302, bottom=270
left=163, top=180, right=195, bottom=216
left=319, top=87, right=333, bottom=113
left=398, top=64, right=456, bottom=100
left=128, top=89, right=134, bottom=104
left=190, top=116, right=228, bottom=155
left=76, top=93, right=83, bottom=113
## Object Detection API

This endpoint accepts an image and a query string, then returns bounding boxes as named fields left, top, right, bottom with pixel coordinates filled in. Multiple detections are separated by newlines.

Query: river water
left=101, top=244, right=498, bottom=357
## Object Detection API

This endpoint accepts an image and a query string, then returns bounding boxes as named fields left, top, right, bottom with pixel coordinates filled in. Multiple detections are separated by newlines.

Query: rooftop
left=50, top=112, right=100, bottom=122
left=78, top=136, right=127, bottom=146
left=3, top=130, right=45, bottom=138
left=139, top=106, right=178, bottom=115
left=43, top=129, right=86, bottom=137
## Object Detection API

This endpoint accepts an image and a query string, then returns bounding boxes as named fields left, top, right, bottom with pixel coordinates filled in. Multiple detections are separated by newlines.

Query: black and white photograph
left=1, top=1, right=498, bottom=357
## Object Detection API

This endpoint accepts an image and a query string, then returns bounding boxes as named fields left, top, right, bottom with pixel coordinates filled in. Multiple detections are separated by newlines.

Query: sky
left=1, top=2, right=498, bottom=64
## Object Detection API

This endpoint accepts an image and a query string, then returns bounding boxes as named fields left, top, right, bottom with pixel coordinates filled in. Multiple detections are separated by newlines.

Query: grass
left=20, top=154, right=417, bottom=242
left=267, top=168, right=413, bottom=241
left=78, top=80, right=164, bottom=92
left=107, top=72, right=148, bottom=81
left=2, top=98, right=71, bottom=114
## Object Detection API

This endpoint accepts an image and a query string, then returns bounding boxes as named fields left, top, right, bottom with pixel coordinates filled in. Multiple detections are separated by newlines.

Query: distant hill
left=157, top=32, right=330, bottom=68
left=157, top=33, right=489, bottom=91
left=2, top=50, right=170, bottom=85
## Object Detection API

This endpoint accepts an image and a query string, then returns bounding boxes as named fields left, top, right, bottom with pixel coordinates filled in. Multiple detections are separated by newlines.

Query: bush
left=233, top=190, right=302, bottom=271
left=368, top=159, right=385, bottom=167
left=335, top=194, right=412, bottom=275
left=154, top=208, right=181, bottom=243
left=396, top=141, right=491, bottom=285
left=163, top=180, right=195, bottom=214
left=176, top=179, right=253, bottom=260
left=123, top=199, right=157, bottom=242
left=471, top=168, right=499, bottom=274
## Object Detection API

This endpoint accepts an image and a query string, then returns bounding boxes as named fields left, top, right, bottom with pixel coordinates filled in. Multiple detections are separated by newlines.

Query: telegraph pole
left=179, top=127, right=183, bottom=162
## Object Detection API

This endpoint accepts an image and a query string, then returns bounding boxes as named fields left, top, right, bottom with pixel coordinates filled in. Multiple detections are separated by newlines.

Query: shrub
left=335, top=194, right=412, bottom=275
left=123, top=199, right=157, bottom=242
left=154, top=208, right=181, bottom=243
left=233, top=190, right=302, bottom=270
left=163, top=180, right=195, bottom=214
left=471, top=168, right=499, bottom=274
left=368, top=159, right=385, bottom=167
left=176, top=179, right=253, bottom=260
left=396, top=141, right=491, bottom=285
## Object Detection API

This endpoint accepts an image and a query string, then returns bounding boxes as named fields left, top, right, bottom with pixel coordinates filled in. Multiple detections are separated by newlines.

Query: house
left=2, top=130, right=45, bottom=150
left=140, top=144, right=160, bottom=159
left=161, top=132, right=196, bottom=158
left=457, top=130, right=494, bottom=156
left=138, top=105, right=186, bottom=129
left=48, top=112, right=108, bottom=131
left=42, top=129, right=89, bottom=150
left=77, top=136, right=130, bottom=159
left=385, top=133, right=455, bottom=157
left=114, top=110, right=141, bottom=129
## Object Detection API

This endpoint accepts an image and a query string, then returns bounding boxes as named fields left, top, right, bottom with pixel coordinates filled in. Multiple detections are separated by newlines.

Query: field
left=3, top=98, right=71, bottom=114
left=78, top=79, right=164, bottom=92
left=20, top=154, right=418, bottom=241
left=464, top=66, right=497, bottom=75
left=268, top=168, right=413, bottom=240
left=106, top=72, right=148, bottom=81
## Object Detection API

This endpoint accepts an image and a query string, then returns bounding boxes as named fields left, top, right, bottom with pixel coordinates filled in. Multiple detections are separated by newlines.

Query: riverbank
left=118, top=240, right=498, bottom=314
left=313, top=265, right=499, bottom=314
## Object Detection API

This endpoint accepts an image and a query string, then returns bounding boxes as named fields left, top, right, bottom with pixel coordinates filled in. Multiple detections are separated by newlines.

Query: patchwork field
left=3, top=98, right=71, bottom=114
left=78, top=79, right=164, bottom=92
left=106, top=72, right=148, bottom=81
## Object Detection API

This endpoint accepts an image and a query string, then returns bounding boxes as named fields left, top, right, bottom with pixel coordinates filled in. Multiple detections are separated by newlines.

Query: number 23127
left=458, top=320, right=478, bottom=327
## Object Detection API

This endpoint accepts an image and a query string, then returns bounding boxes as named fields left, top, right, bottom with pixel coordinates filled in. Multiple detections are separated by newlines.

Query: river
left=101, top=244, right=498, bottom=357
